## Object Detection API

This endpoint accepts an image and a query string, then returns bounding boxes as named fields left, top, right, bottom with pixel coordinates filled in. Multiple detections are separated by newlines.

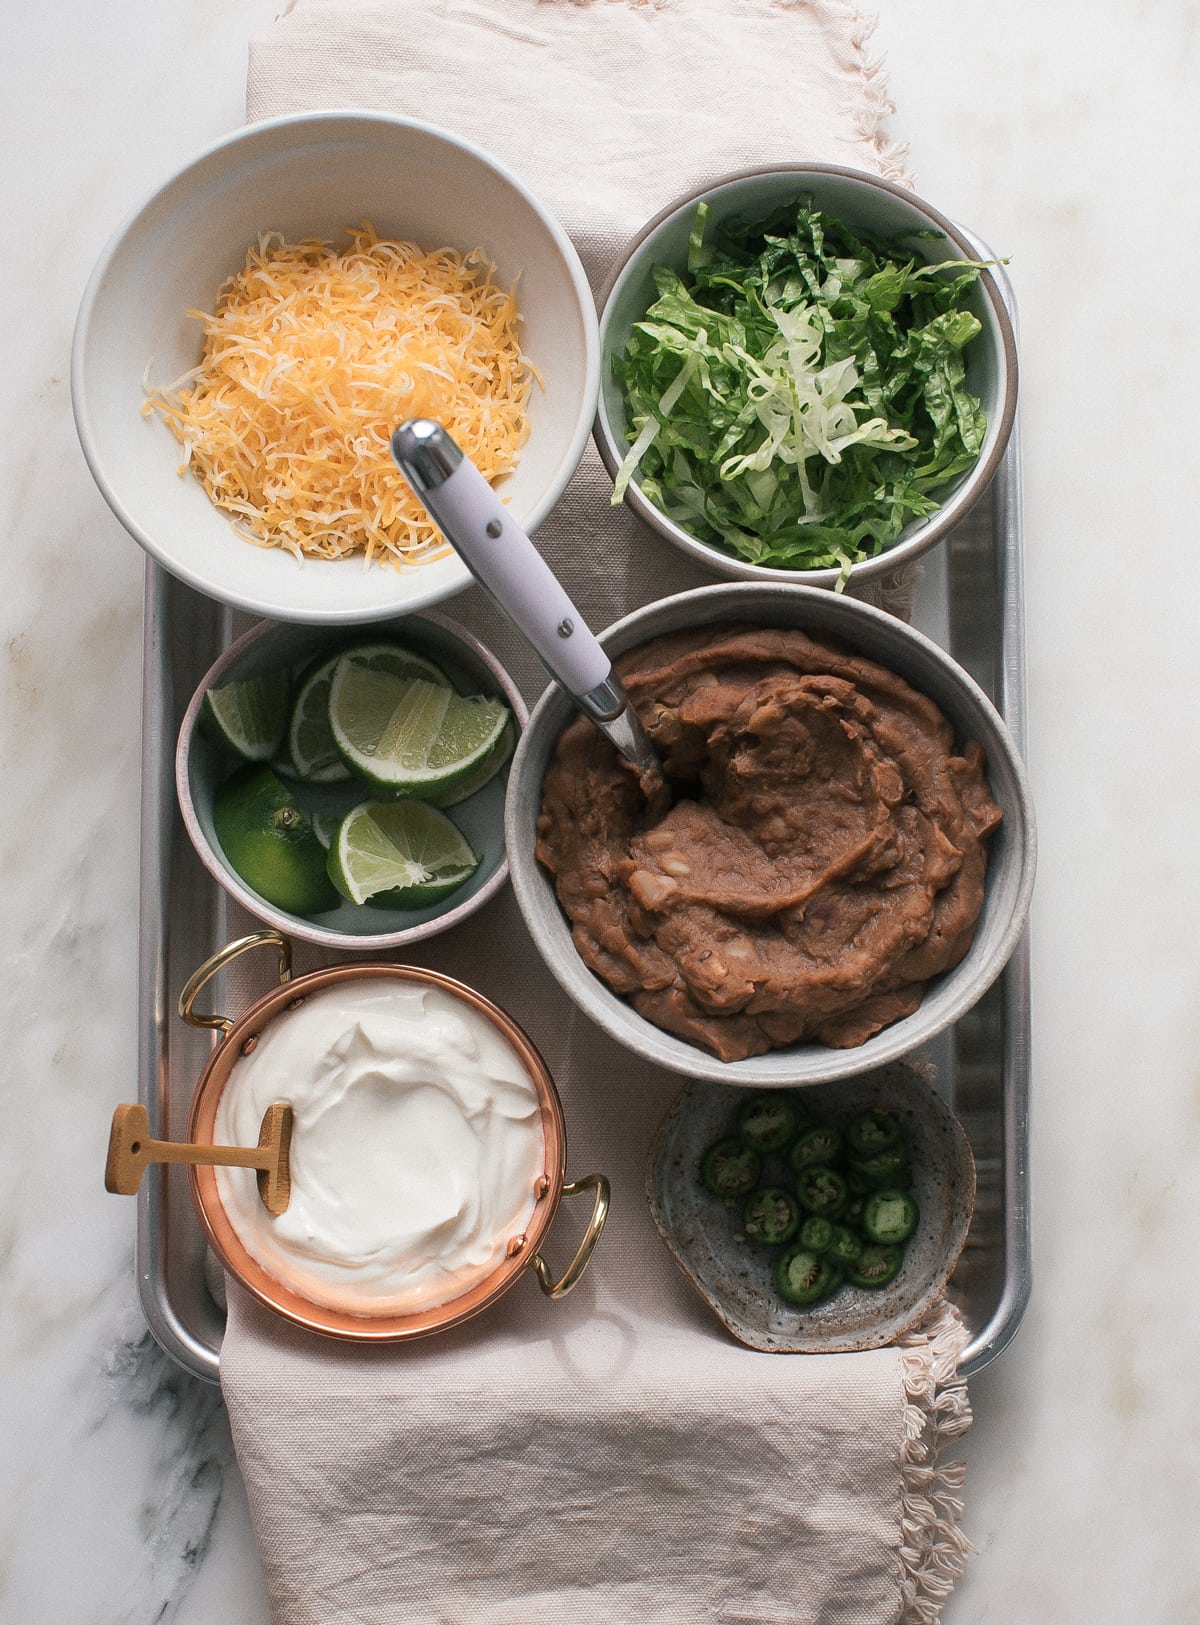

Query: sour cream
left=213, top=978, right=547, bottom=1316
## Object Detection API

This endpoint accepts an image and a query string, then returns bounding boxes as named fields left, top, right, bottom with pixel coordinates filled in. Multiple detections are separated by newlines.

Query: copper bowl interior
left=186, top=962, right=567, bottom=1342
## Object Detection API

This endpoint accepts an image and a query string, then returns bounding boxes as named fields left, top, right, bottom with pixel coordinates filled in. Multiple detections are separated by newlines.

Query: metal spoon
left=390, top=420, right=666, bottom=800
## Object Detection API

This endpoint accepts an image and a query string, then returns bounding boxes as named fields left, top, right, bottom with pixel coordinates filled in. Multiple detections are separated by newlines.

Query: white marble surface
left=3, top=1, right=1198, bottom=1619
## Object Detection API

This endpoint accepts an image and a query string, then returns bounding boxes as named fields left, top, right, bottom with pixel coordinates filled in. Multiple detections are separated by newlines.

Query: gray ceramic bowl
left=505, top=582, right=1035, bottom=1087
left=594, top=165, right=1018, bottom=592
left=178, top=611, right=526, bottom=951
left=646, top=1064, right=976, bottom=1353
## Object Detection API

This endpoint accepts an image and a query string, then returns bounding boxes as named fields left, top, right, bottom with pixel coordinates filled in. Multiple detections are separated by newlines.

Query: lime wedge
left=328, top=801, right=480, bottom=907
left=213, top=766, right=339, bottom=915
left=285, top=653, right=353, bottom=783
left=329, top=652, right=511, bottom=801
left=310, top=812, right=340, bottom=851
left=426, top=715, right=517, bottom=807
left=200, top=670, right=290, bottom=762
left=290, top=639, right=449, bottom=781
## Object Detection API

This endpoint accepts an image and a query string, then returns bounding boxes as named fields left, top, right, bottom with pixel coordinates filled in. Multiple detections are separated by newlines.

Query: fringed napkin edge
left=896, top=1300, right=976, bottom=1622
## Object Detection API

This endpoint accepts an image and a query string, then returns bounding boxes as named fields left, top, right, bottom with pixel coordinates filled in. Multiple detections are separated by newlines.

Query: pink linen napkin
left=218, top=4, right=975, bottom=1620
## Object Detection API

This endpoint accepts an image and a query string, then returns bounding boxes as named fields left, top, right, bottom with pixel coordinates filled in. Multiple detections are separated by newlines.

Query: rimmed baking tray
left=132, top=289, right=1030, bottom=1387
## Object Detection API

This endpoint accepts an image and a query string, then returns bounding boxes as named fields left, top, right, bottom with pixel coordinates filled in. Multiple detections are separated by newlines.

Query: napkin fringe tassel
left=806, top=0, right=915, bottom=186
left=894, top=1300, right=976, bottom=1624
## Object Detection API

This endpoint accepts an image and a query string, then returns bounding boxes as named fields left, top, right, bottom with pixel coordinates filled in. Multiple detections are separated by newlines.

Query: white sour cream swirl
left=213, top=979, right=546, bottom=1315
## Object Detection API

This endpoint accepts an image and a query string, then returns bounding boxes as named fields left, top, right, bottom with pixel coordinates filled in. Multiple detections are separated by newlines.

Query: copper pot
left=180, top=931, right=609, bottom=1342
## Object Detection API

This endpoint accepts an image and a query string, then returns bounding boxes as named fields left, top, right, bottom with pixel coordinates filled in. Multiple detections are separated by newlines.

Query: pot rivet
left=534, top=1174, right=551, bottom=1200
left=506, top=1234, right=527, bottom=1257
left=241, top=1035, right=259, bottom=1055
left=286, top=997, right=305, bottom=1011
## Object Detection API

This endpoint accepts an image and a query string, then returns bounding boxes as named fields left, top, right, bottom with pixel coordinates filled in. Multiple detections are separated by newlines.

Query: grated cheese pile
left=144, top=224, right=536, bottom=566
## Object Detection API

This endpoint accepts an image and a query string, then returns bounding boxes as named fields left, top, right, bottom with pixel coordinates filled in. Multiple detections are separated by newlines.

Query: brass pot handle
left=178, top=930, right=292, bottom=1032
left=531, top=1173, right=611, bottom=1300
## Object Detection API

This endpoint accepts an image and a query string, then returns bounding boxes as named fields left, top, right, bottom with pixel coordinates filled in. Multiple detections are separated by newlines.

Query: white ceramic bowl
left=594, top=165, right=1018, bottom=591
left=178, top=611, right=526, bottom=950
left=506, top=582, right=1036, bottom=1087
left=72, top=111, right=599, bottom=623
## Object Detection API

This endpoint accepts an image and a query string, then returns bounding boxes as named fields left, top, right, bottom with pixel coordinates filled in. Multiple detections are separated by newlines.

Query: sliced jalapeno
left=847, top=1243, right=903, bottom=1289
left=743, top=1186, right=801, bottom=1245
left=736, top=1093, right=804, bottom=1153
left=825, top=1223, right=864, bottom=1267
left=700, top=1138, right=761, bottom=1198
left=862, top=1188, right=919, bottom=1245
left=789, top=1124, right=844, bottom=1172
left=847, top=1144, right=911, bottom=1190
left=795, top=1165, right=848, bottom=1218
left=845, top=1111, right=902, bottom=1159
left=776, top=1247, right=844, bottom=1305
left=799, top=1215, right=834, bottom=1254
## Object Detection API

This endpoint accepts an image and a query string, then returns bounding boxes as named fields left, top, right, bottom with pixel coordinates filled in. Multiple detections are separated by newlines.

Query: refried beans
left=535, top=624, right=1002, bottom=1062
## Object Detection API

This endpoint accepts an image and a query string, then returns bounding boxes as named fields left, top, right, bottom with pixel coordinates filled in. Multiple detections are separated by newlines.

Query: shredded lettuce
left=611, top=199, right=992, bottom=583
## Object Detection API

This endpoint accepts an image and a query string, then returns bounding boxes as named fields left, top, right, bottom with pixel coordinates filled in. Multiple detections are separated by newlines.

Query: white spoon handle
left=391, top=420, right=610, bottom=699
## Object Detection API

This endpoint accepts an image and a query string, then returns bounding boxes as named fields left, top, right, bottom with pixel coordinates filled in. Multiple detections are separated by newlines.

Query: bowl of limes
left=177, top=612, right=526, bottom=948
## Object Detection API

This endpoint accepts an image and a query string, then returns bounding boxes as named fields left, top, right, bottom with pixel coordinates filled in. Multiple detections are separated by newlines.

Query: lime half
left=328, top=800, right=480, bottom=907
left=213, top=766, right=339, bottom=915
left=329, top=651, right=510, bottom=801
left=200, top=670, right=290, bottom=762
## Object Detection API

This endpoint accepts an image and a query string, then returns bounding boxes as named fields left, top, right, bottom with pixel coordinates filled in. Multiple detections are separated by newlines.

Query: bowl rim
left=506, top=580, right=1037, bottom=1086
left=186, top=960, right=567, bottom=1341
left=176, top=608, right=528, bottom=950
left=592, top=162, right=1019, bottom=589
left=70, top=107, right=600, bottom=623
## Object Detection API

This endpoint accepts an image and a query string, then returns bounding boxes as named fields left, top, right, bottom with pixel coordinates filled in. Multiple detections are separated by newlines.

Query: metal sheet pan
left=132, top=292, right=1030, bottom=1387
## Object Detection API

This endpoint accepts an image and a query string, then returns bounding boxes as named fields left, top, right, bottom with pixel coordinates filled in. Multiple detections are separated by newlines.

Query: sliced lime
left=199, top=670, right=290, bottom=762
left=329, top=652, right=511, bottom=801
left=285, top=653, right=353, bottom=783
left=426, top=715, right=517, bottom=807
left=327, top=800, right=480, bottom=907
left=212, top=765, right=339, bottom=915
left=310, top=812, right=340, bottom=851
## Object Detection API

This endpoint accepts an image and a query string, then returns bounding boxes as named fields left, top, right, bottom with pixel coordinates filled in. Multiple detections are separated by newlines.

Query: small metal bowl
left=506, top=581, right=1036, bottom=1087
left=182, top=933, right=609, bottom=1342
left=595, top=164, right=1017, bottom=592
left=177, top=610, right=526, bottom=951
left=646, top=1064, right=975, bottom=1353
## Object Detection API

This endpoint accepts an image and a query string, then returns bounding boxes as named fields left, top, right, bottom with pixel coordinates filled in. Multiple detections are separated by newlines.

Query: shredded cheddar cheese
left=143, top=224, right=536, bottom=566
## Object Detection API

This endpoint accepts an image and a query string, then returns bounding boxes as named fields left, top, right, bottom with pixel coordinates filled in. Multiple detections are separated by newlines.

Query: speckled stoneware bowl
left=594, top=164, right=1017, bottom=593
left=646, top=1064, right=975, bottom=1353
left=178, top=610, right=526, bottom=951
left=505, top=581, right=1036, bottom=1088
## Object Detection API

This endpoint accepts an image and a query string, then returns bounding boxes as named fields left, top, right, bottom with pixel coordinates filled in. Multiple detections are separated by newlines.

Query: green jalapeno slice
left=789, top=1124, right=844, bottom=1172
left=798, top=1215, right=834, bottom=1253
left=743, top=1185, right=801, bottom=1245
left=847, top=1243, right=903, bottom=1288
left=847, top=1145, right=911, bottom=1189
left=825, top=1223, right=864, bottom=1266
left=845, top=1111, right=902, bottom=1158
left=700, top=1138, right=761, bottom=1198
left=776, top=1247, right=844, bottom=1305
left=736, top=1093, right=805, bottom=1153
left=795, top=1165, right=848, bottom=1218
left=862, top=1188, right=919, bottom=1245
